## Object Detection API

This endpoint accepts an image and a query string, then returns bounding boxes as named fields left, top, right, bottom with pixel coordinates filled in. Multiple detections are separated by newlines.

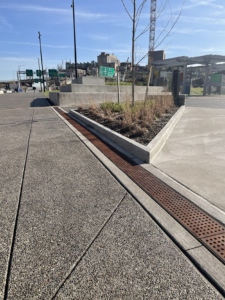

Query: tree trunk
left=132, top=0, right=136, bottom=107
left=145, top=64, right=152, bottom=102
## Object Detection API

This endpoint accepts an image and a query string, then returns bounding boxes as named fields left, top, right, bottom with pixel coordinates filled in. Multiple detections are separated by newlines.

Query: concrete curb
left=53, top=106, right=225, bottom=296
left=147, top=106, right=185, bottom=163
left=69, top=106, right=185, bottom=163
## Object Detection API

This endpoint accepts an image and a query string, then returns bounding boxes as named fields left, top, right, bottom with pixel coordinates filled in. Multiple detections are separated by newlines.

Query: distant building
left=97, top=52, right=120, bottom=70
left=119, top=62, right=132, bottom=72
left=148, top=50, right=166, bottom=63
left=66, top=62, right=71, bottom=69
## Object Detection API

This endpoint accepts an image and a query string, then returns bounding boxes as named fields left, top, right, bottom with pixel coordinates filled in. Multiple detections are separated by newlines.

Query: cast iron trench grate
left=54, top=107, right=225, bottom=264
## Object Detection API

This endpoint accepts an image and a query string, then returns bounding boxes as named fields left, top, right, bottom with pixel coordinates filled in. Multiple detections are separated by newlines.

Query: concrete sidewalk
left=153, top=96, right=225, bottom=213
left=0, top=94, right=223, bottom=299
left=0, top=92, right=48, bottom=110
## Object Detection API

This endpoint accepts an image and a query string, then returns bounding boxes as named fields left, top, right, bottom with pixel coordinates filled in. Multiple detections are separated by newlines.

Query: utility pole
left=71, top=0, right=78, bottom=79
left=38, top=31, right=45, bottom=92
left=18, top=65, right=25, bottom=90
left=38, top=58, right=42, bottom=92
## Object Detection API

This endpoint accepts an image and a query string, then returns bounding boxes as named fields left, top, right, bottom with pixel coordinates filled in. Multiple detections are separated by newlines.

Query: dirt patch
left=77, top=105, right=179, bottom=146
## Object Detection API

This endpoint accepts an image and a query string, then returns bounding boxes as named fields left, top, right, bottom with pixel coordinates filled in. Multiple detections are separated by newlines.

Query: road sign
left=35, top=78, right=39, bottom=83
left=36, top=70, right=42, bottom=76
left=41, top=79, right=44, bottom=83
left=99, top=66, right=114, bottom=77
left=107, top=67, right=115, bottom=77
left=212, top=74, right=221, bottom=83
left=49, top=69, right=58, bottom=77
left=26, top=69, right=33, bottom=77
left=59, top=74, right=66, bottom=77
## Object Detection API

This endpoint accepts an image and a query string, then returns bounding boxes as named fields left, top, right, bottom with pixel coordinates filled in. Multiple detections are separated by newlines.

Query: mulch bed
left=78, top=106, right=179, bottom=146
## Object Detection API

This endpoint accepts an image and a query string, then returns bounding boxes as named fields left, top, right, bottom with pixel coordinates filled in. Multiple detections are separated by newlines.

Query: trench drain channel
left=54, top=107, right=225, bottom=265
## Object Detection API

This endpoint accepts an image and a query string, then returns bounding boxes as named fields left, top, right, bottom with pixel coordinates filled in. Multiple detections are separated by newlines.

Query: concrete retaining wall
left=72, top=77, right=105, bottom=85
left=49, top=92, right=60, bottom=105
left=60, top=84, right=165, bottom=94
left=50, top=91, right=172, bottom=107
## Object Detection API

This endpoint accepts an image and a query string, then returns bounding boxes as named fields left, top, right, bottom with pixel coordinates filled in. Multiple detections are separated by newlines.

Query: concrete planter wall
left=69, top=106, right=185, bottom=163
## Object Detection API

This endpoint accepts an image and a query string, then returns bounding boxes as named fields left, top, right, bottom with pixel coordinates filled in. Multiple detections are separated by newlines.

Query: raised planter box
left=69, top=106, right=185, bottom=163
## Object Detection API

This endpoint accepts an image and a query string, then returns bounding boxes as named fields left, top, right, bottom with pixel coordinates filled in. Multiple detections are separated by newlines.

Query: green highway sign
left=49, top=69, right=58, bottom=77
left=99, top=66, right=108, bottom=77
left=35, top=78, right=39, bottom=83
left=99, top=66, right=114, bottom=77
left=26, top=69, right=33, bottom=77
left=59, top=74, right=66, bottom=77
left=107, top=67, right=115, bottom=77
left=36, top=70, right=42, bottom=76
left=212, top=74, right=221, bottom=83
left=41, top=79, right=44, bottom=83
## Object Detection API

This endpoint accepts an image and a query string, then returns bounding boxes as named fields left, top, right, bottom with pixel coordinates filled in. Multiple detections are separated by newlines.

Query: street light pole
left=38, top=31, right=45, bottom=92
left=71, top=0, right=78, bottom=79
left=38, top=58, right=42, bottom=92
left=18, top=65, right=25, bottom=90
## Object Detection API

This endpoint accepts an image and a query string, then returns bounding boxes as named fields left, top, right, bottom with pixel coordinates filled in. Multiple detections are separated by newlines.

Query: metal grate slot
left=202, top=234, right=225, bottom=261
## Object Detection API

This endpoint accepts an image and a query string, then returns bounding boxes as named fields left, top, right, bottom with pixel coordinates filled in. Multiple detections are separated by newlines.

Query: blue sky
left=0, top=0, right=225, bottom=81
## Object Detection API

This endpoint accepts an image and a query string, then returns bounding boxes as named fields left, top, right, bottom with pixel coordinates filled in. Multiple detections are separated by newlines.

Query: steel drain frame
left=54, top=107, right=225, bottom=267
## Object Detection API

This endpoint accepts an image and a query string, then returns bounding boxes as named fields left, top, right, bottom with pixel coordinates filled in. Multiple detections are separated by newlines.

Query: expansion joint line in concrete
left=50, top=192, right=128, bottom=300
left=3, top=110, right=35, bottom=300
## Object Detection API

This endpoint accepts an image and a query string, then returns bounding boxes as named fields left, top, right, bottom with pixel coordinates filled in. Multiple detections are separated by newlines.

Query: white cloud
left=0, top=4, right=107, bottom=19
left=186, top=0, right=224, bottom=10
left=0, top=41, right=72, bottom=49
left=0, top=13, right=13, bottom=28
left=90, top=35, right=109, bottom=41
left=157, top=27, right=225, bottom=35
left=165, top=15, right=225, bottom=25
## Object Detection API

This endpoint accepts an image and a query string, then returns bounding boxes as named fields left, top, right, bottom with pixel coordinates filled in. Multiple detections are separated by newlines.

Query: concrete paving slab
left=1, top=101, right=224, bottom=299
left=54, top=194, right=223, bottom=300
left=153, top=107, right=225, bottom=212
left=0, top=92, right=48, bottom=110
left=0, top=110, right=33, bottom=299
left=6, top=109, right=127, bottom=299
left=186, top=95, right=225, bottom=109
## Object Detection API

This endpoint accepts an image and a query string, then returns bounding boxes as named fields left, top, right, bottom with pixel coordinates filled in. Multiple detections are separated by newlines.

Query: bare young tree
left=121, top=0, right=147, bottom=106
left=120, top=0, right=184, bottom=105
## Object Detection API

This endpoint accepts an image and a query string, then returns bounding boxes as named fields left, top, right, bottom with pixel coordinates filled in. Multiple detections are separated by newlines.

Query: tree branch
left=121, top=0, right=133, bottom=20
left=156, top=0, right=169, bottom=20
left=135, top=23, right=150, bottom=41
left=154, top=1, right=184, bottom=49
left=135, top=1, right=185, bottom=66
left=135, top=0, right=147, bottom=31
left=154, top=16, right=172, bottom=45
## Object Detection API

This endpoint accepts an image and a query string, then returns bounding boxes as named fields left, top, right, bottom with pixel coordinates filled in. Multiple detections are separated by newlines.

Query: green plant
left=100, top=102, right=124, bottom=113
